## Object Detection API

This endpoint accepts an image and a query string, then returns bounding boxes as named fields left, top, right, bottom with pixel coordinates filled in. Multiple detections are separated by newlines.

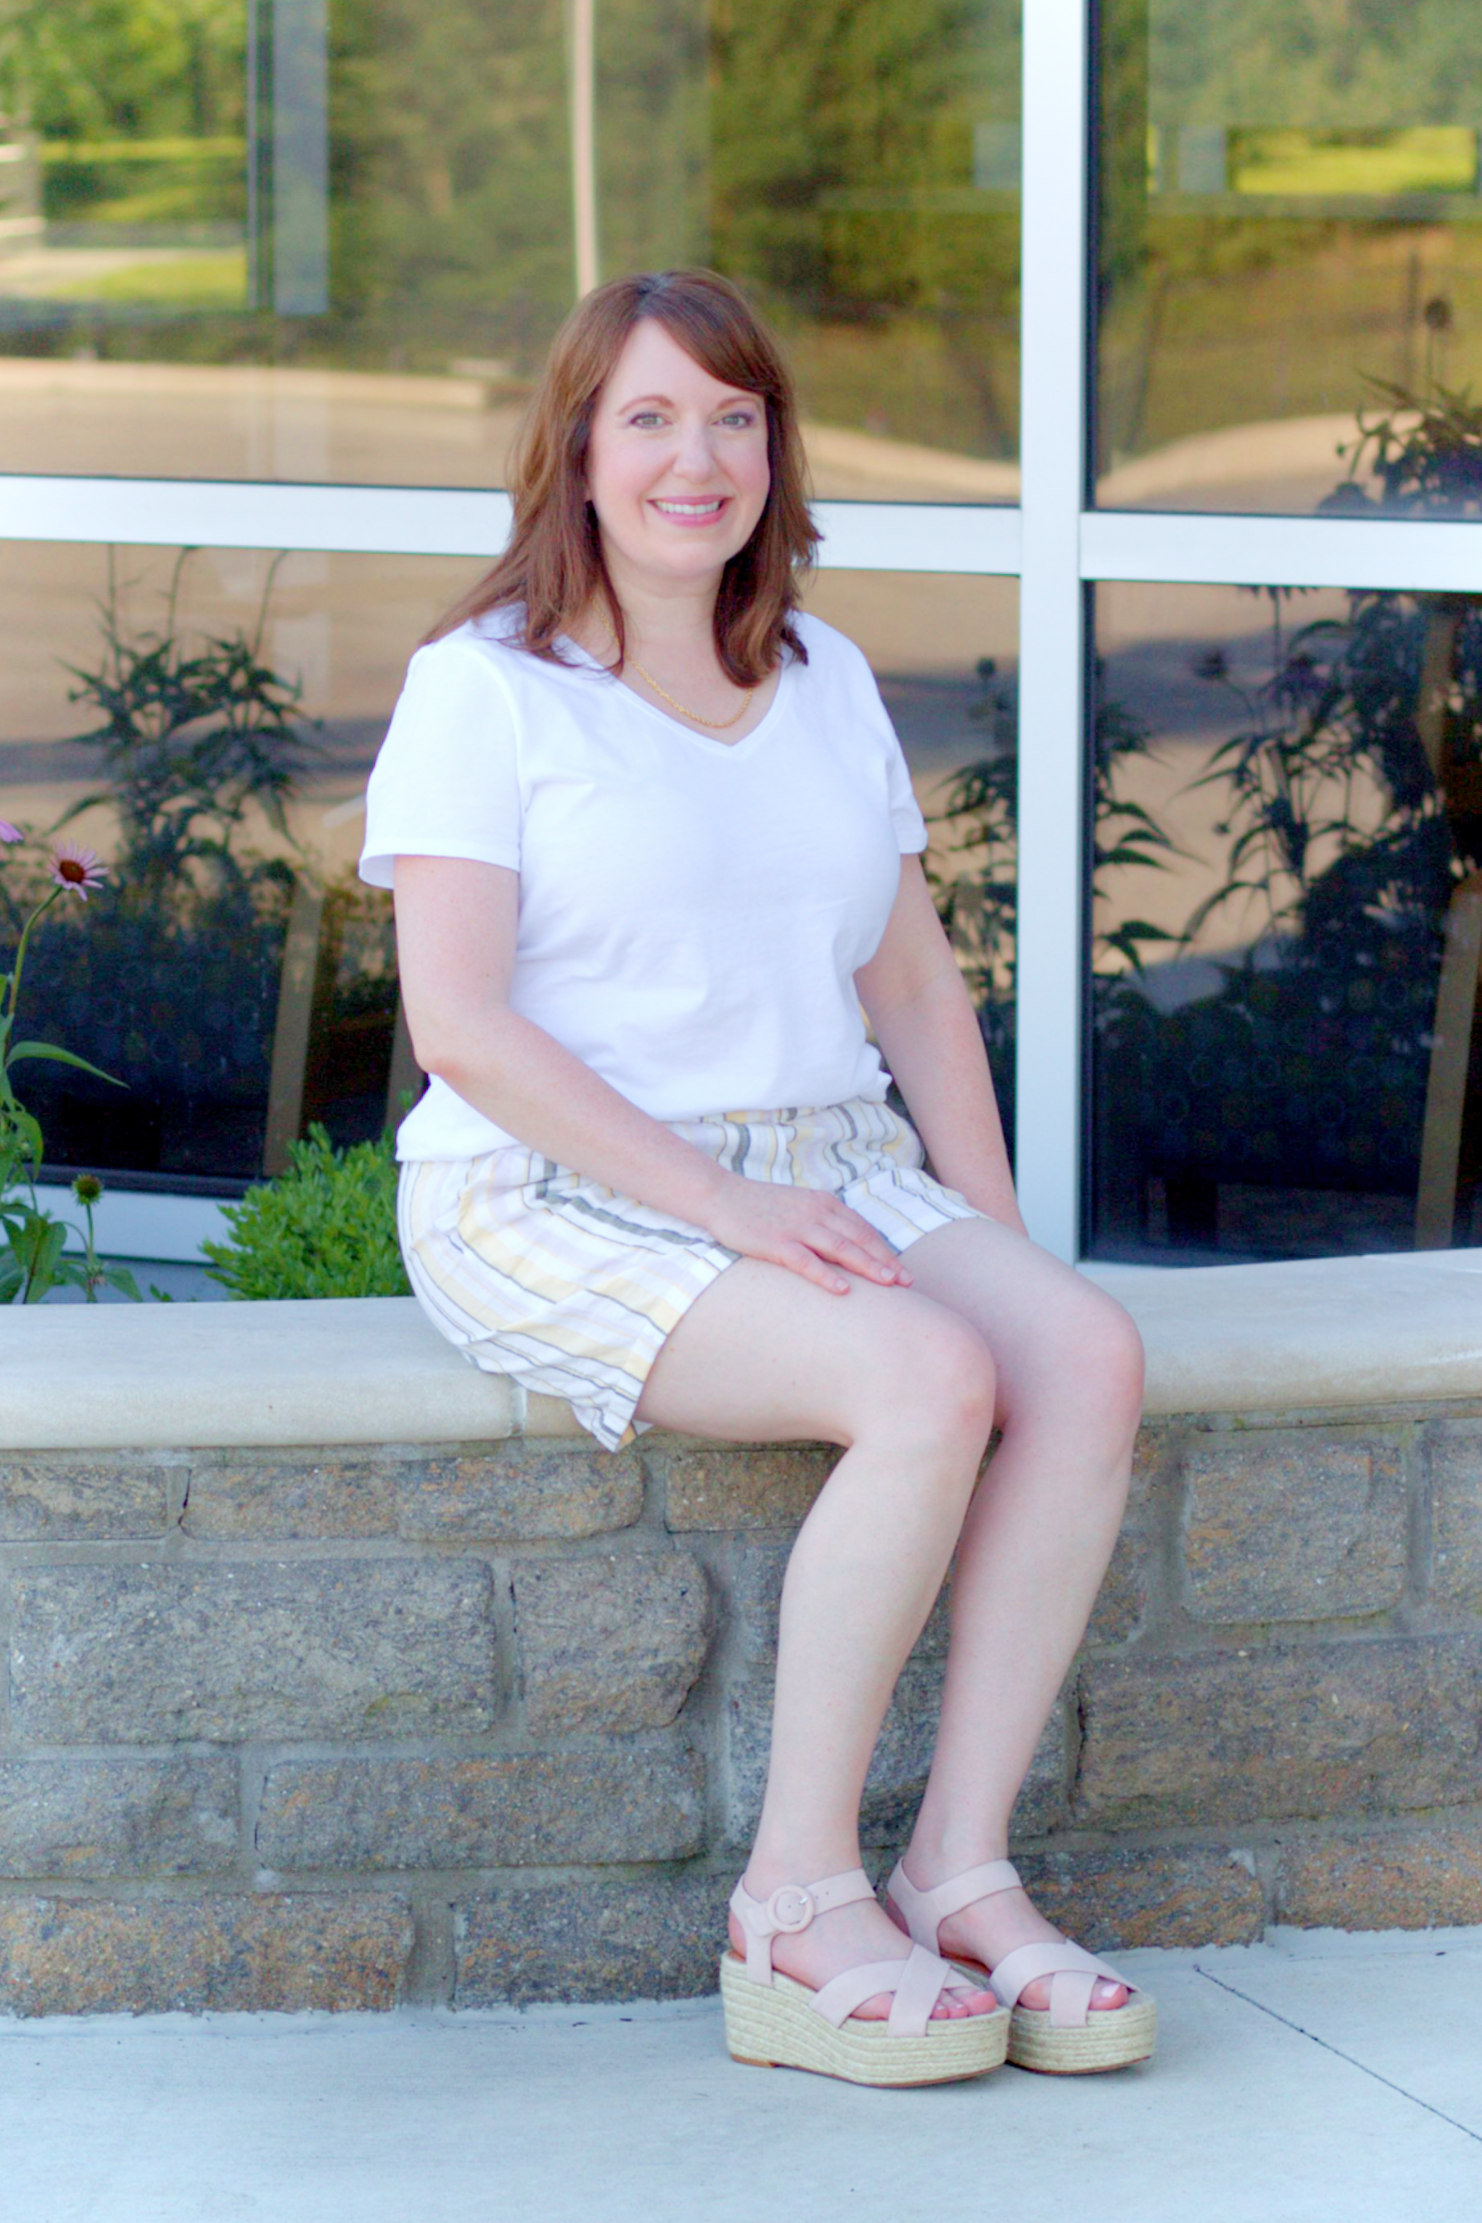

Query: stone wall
left=2, top=1402, right=1481, bottom=2013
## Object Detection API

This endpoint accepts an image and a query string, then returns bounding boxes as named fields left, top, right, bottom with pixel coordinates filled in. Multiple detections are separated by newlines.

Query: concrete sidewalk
left=2, top=1929, right=1479, bottom=2223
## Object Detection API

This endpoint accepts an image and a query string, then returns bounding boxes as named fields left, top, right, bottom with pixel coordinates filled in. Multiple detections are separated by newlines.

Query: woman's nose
left=671, top=421, right=718, bottom=478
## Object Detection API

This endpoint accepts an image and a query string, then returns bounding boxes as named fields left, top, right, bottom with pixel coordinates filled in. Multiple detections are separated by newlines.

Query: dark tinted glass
left=1089, top=577, right=1482, bottom=1261
left=0, top=1, right=1020, bottom=499
left=1096, top=1, right=1482, bottom=513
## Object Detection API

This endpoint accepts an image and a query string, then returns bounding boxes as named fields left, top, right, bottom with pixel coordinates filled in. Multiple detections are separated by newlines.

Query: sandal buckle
left=766, top=1884, right=815, bottom=1934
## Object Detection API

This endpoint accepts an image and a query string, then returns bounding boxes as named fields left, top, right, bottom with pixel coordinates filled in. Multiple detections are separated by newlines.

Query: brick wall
left=1, top=1404, right=1480, bottom=2013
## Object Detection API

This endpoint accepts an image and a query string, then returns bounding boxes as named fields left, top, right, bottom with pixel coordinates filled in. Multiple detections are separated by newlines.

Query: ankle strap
left=730, top=1868, right=875, bottom=1983
left=886, top=1859, right=1022, bottom=1950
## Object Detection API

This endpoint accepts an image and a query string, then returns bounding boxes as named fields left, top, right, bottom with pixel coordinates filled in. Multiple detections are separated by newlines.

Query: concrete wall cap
left=3, top=1251, right=1481, bottom=1449
left=1085, top=1248, right=1482, bottom=1417
left=0, top=1297, right=520, bottom=1450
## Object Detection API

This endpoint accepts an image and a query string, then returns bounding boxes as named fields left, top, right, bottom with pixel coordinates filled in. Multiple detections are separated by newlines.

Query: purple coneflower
left=49, top=843, right=108, bottom=901
left=0, top=819, right=21, bottom=844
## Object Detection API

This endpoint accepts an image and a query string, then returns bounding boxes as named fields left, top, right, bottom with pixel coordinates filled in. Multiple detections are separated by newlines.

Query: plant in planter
left=0, top=821, right=139, bottom=1301
left=201, top=1124, right=410, bottom=1300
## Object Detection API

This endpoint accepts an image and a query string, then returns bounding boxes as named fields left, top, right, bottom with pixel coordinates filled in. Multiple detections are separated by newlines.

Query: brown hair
left=425, top=269, right=819, bottom=683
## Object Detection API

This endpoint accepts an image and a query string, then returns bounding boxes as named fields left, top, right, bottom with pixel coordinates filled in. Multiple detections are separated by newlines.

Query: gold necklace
left=627, top=655, right=755, bottom=731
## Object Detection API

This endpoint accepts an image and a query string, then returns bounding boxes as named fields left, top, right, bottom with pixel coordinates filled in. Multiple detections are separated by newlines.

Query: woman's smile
left=649, top=494, right=730, bottom=524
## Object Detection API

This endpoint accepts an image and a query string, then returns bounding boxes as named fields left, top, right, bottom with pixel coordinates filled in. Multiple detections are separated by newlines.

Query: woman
left=361, top=268, right=1151, bottom=2088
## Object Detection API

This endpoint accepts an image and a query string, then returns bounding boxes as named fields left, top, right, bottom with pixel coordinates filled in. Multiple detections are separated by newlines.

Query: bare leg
left=635, top=1254, right=1000, bottom=2019
left=890, top=1216, right=1145, bottom=2008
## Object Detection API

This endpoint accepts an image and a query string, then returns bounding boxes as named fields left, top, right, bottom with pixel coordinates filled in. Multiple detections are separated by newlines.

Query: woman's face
left=584, top=317, right=771, bottom=599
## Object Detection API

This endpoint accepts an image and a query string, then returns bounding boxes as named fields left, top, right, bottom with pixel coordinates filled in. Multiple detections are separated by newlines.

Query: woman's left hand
left=698, top=1170, right=913, bottom=1296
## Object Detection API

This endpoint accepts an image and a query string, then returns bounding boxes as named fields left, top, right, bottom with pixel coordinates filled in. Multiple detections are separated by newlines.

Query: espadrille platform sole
left=886, top=1857, right=1158, bottom=2077
left=1002, top=1991, right=1156, bottom=2075
left=720, top=1953, right=1010, bottom=2086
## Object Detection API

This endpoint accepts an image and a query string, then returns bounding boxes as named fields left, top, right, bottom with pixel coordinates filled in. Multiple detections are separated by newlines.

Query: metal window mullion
left=1083, top=508, right=1482, bottom=592
left=0, top=476, right=1021, bottom=572
left=0, top=476, right=517, bottom=558
left=1015, top=0, right=1091, bottom=1262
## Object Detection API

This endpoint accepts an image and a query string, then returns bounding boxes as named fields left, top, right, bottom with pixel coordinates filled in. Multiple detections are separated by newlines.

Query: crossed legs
left=633, top=1212, right=1143, bottom=2019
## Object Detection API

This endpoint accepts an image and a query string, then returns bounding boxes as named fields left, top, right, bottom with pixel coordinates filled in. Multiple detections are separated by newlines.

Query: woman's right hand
left=699, top=1171, right=913, bottom=1295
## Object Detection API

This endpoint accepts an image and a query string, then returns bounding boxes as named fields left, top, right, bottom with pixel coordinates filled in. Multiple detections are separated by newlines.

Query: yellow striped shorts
left=397, top=1095, right=983, bottom=1454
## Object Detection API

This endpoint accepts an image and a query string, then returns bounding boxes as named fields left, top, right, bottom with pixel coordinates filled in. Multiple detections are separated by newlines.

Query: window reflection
left=1089, top=570, right=1482, bottom=1262
left=1096, top=0, right=1482, bottom=513
left=0, top=552, right=1016, bottom=1189
left=0, top=1, right=1021, bottom=499
left=802, top=571, right=1019, bottom=1152
left=0, top=541, right=471, bottom=1187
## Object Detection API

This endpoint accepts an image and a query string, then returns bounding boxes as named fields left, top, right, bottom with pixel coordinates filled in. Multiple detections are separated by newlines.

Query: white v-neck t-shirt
left=360, top=605, right=929, bottom=1160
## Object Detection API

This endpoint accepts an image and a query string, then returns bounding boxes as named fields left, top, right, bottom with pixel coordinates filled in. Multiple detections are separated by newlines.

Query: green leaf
left=1106, top=919, right=1178, bottom=947
left=16, top=1215, right=67, bottom=1302
left=43, top=1255, right=92, bottom=1295
left=6, top=1042, right=127, bottom=1087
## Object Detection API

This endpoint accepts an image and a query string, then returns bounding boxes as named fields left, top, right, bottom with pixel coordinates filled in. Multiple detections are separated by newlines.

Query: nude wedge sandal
left=721, top=1868, right=1010, bottom=2087
left=886, top=1858, right=1156, bottom=2075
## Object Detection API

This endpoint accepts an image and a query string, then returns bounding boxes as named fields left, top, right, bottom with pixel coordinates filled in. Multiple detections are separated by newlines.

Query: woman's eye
left=720, top=411, right=757, bottom=428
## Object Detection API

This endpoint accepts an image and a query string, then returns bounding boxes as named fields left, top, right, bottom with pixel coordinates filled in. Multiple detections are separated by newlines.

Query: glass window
left=0, top=1, right=1020, bottom=501
left=803, top=570, right=1019, bottom=1153
left=1088, top=575, right=1482, bottom=1262
left=1095, top=1, right=1482, bottom=513
left=0, top=539, right=471, bottom=1189
left=1, top=550, right=1016, bottom=1191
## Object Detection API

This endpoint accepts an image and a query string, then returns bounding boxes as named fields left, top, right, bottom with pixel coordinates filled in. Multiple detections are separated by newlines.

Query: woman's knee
left=1064, top=1286, right=1145, bottom=1438
left=852, top=1305, right=997, bottom=1459
left=998, top=1271, right=1144, bottom=1444
left=1099, top=1290, right=1146, bottom=1401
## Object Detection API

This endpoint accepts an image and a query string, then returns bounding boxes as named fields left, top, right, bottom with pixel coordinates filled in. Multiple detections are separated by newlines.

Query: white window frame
left=5, top=0, right=1480, bottom=1265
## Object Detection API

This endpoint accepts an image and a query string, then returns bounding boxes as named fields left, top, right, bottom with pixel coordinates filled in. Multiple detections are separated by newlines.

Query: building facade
left=2, top=0, right=1481, bottom=1272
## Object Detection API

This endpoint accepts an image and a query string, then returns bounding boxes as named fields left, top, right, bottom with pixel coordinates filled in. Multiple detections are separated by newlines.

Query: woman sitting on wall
left=361, top=268, right=1151, bottom=2087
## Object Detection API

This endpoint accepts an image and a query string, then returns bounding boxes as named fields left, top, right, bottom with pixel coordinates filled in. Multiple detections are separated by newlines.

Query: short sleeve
left=359, top=634, right=522, bottom=889
left=816, top=616, right=931, bottom=857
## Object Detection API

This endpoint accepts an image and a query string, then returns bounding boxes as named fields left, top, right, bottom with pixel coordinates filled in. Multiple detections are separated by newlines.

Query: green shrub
left=202, top=1125, right=410, bottom=1299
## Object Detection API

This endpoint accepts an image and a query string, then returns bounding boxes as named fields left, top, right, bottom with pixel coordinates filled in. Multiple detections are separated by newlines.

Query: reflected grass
left=88, top=251, right=248, bottom=310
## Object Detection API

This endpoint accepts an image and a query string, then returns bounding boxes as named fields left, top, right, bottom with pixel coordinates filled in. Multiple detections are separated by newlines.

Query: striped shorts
left=397, top=1096, right=983, bottom=1454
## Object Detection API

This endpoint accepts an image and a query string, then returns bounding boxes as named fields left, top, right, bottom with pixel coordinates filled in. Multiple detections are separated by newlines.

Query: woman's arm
left=393, top=854, right=912, bottom=1292
left=855, top=858, right=1026, bottom=1235
left=396, top=855, right=725, bottom=1223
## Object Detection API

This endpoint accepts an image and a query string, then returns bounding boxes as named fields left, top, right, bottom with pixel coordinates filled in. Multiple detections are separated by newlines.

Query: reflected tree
left=928, top=654, right=1178, bottom=1137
